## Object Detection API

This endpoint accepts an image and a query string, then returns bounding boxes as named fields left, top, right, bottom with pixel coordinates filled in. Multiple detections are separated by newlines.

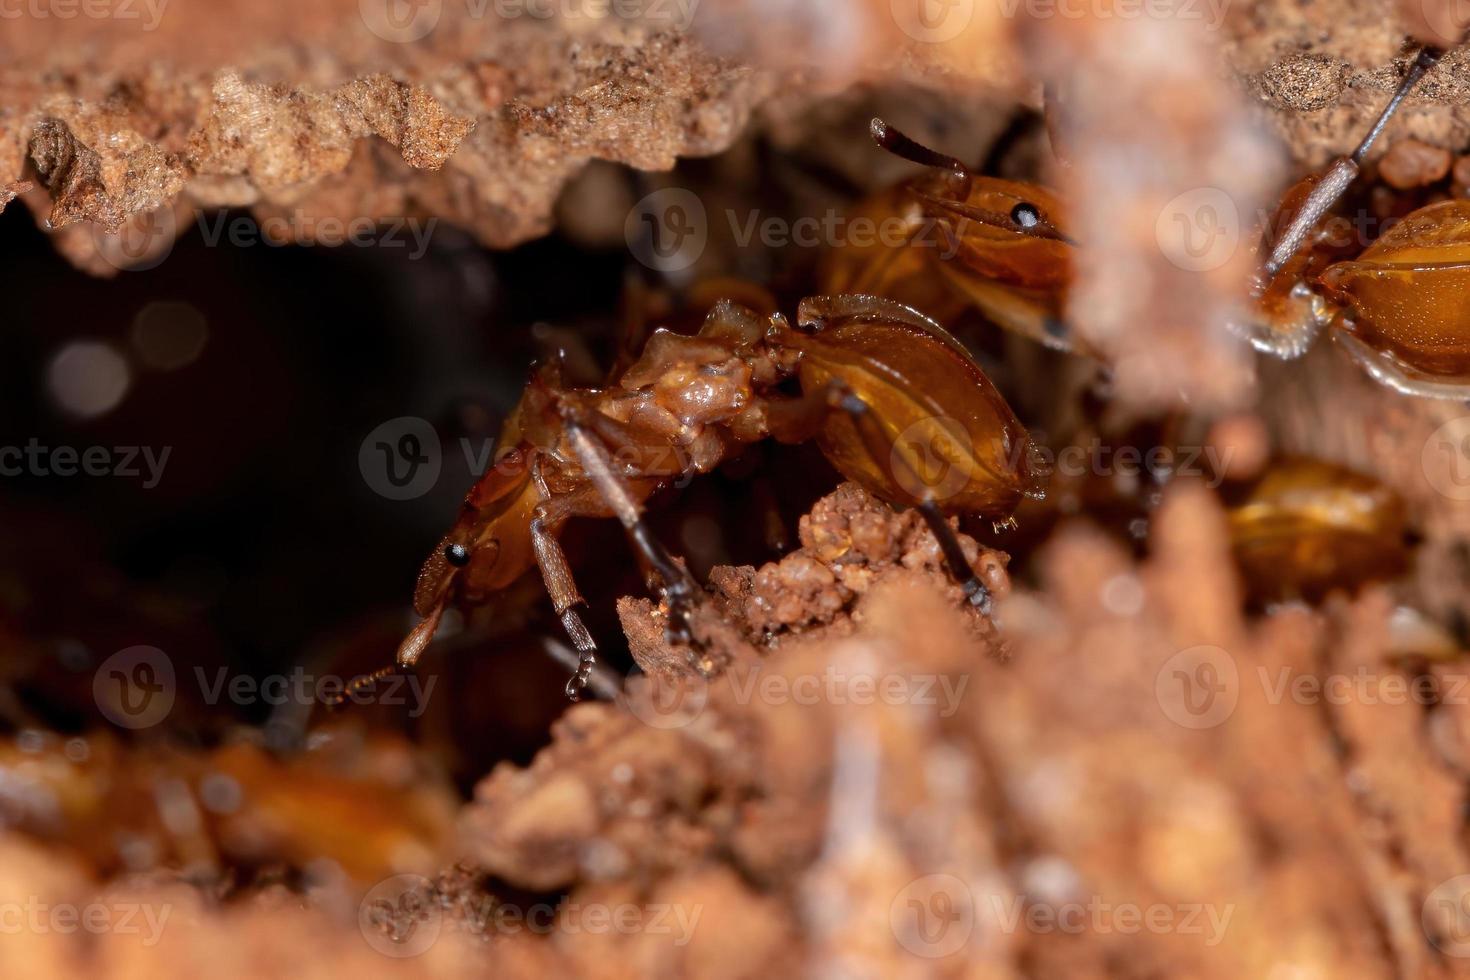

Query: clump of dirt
left=2, top=21, right=783, bottom=274
left=3, top=483, right=1470, bottom=976
left=1378, top=137, right=1455, bottom=187
left=445, top=483, right=1470, bottom=977
left=615, top=482, right=1008, bottom=677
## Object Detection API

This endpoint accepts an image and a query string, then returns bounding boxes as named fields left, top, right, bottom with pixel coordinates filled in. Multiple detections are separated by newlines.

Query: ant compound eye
left=1010, top=202, right=1041, bottom=231
left=444, top=542, right=472, bottom=567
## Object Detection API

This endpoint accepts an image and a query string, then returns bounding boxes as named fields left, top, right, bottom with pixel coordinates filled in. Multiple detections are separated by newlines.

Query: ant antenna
left=325, top=665, right=402, bottom=710
left=1262, top=40, right=1454, bottom=278
left=1351, top=45, right=1446, bottom=163
left=870, top=117, right=1075, bottom=244
left=870, top=118, right=970, bottom=181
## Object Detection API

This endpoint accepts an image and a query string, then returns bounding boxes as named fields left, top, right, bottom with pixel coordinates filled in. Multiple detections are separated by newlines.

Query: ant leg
left=542, top=637, right=623, bottom=701
left=764, top=376, right=996, bottom=612
left=528, top=498, right=603, bottom=701
left=561, top=418, right=709, bottom=655
left=827, top=387, right=995, bottom=616
left=913, top=501, right=994, bottom=616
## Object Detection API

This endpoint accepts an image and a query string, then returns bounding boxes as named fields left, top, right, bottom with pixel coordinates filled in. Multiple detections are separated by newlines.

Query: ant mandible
left=372, top=295, right=1044, bottom=701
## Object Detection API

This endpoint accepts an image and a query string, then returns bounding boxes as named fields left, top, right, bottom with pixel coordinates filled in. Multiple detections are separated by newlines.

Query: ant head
left=869, top=117, right=1075, bottom=248
left=414, top=530, right=500, bottom=620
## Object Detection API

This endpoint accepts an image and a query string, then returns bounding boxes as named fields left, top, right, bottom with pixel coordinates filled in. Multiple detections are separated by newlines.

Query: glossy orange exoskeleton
left=386, top=295, right=1045, bottom=699
left=819, top=119, right=1085, bottom=355
left=1224, top=456, right=1409, bottom=603
left=845, top=38, right=1470, bottom=398
left=1243, top=40, right=1470, bottom=397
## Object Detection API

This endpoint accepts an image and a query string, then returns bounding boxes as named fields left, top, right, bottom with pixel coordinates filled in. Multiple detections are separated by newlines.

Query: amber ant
left=845, top=37, right=1470, bottom=397
left=819, top=117, right=1083, bottom=356
left=359, top=294, right=1043, bottom=701
left=1245, top=40, right=1470, bottom=397
left=831, top=68, right=1457, bottom=604
left=1223, top=456, right=1409, bottom=604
